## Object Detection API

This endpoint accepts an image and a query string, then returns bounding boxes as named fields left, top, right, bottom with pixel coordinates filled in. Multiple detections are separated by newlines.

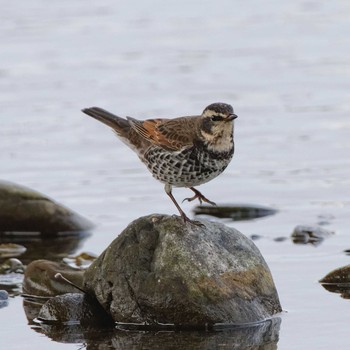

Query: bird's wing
left=126, top=116, right=200, bottom=151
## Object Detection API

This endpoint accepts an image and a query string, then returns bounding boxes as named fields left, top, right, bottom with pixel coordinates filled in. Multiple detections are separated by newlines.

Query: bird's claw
left=182, top=193, right=216, bottom=206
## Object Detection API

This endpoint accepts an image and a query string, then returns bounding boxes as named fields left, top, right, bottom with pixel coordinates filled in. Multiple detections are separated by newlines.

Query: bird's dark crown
left=203, top=103, right=233, bottom=116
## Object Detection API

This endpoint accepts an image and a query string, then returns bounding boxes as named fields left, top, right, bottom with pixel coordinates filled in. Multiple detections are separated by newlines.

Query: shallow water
left=1, top=1, right=350, bottom=349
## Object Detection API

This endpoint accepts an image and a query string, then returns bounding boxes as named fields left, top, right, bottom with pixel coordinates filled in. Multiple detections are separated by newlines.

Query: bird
left=82, top=103, right=237, bottom=224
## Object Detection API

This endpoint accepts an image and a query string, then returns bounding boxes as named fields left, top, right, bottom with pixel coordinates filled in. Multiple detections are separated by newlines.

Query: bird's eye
left=211, top=115, right=223, bottom=122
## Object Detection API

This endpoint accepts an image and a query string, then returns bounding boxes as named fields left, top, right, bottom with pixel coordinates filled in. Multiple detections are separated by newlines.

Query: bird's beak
left=227, top=114, right=238, bottom=121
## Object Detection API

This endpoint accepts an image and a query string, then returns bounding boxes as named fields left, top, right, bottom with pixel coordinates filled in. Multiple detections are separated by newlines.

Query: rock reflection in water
left=30, top=317, right=281, bottom=349
left=193, top=204, right=277, bottom=221
left=320, top=283, right=350, bottom=299
left=0, top=233, right=89, bottom=265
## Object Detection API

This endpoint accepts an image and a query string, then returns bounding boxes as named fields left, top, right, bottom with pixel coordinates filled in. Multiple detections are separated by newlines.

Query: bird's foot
left=182, top=188, right=216, bottom=206
left=180, top=213, right=205, bottom=227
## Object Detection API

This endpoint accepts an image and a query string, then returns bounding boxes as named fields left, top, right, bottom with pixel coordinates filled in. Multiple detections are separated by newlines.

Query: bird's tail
left=82, top=107, right=130, bottom=137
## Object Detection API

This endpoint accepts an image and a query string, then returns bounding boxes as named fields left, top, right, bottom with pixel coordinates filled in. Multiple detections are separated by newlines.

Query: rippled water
left=1, top=1, right=350, bottom=349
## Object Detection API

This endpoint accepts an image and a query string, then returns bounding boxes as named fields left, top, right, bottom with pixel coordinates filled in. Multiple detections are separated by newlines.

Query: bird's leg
left=182, top=187, right=216, bottom=206
left=164, top=184, right=204, bottom=226
left=165, top=184, right=191, bottom=223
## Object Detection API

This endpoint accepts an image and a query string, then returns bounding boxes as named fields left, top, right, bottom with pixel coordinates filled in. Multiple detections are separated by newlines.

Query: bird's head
left=200, top=103, right=237, bottom=149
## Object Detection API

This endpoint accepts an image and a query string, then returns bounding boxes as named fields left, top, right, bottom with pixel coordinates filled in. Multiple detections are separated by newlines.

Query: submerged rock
left=0, top=180, right=93, bottom=235
left=0, top=258, right=24, bottom=290
left=37, top=293, right=113, bottom=326
left=291, top=225, right=334, bottom=245
left=0, top=290, right=9, bottom=309
left=0, top=243, right=26, bottom=258
left=23, top=260, right=85, bottom=297
left=84, top=214, right=281, bottom=327
left=319, top=264, right=350, bottom=299
left=0, top=258, right=24, bottom=274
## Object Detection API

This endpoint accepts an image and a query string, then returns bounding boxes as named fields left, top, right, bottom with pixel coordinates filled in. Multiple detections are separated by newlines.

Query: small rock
left=0, top=180, right=93, bottom=235
left=84, top=214, right=281, bottom=327
left=274, top=237, right=288, bottom=242
left=291, top=225, right=333, bottom=245
left=319, top=265, right=350, bottom=299
left=63, top=252, right=97, bottom=269
left=37, top=293, right=113, bottom=326
left=0, top=258, right=24, bottom=274
left=0, top=290, right=9, bottom=309
left=320, top=264, right=350, bottom=284
left=0, top=258, right=24, bottom=292
left=0, top=290, right=8, bottom=300
left=23, top=260, right=85, bottom=297
left=0, top=243, right=26, bottom=258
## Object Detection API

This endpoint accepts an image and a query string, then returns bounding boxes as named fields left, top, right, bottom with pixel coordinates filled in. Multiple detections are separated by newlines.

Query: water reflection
left=193, top=204, right=277, bottom=221
left=0, top=232, right=89, bottom=265
left=320, top=283, right=350, bottom=300
left=0, top=232, right=89, bottom=301
left=29, top=317, right=281, bottom=349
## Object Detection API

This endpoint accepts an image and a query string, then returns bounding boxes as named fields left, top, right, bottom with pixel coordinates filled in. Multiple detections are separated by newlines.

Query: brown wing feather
left=127, top=115, right=200, bottom=151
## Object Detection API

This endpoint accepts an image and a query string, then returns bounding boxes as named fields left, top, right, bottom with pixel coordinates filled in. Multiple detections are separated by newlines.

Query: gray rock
left=0, top=258, right=24, bottom=274
left=0, top=290, right=9, bottom=309
left=0, top=180, right=93, bottom=235
left=37, top=293, right=113, bottom=326
left=0, top=290, right=9, bottom=300
left=84, top=214, right=281, bottom=327
left=291, top=225, right=334, bottom=245
left=0, top=244, right=26, bottom=259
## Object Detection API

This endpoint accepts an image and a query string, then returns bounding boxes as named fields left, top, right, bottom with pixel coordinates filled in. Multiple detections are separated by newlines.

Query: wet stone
left=250, top=234, right=263, bottom=241
left=84, top=214, right=281, bottom=328
left=274, top=237, right=288, bottom=242
left=23, top=260, right=85, bottom=297
left=319, top=264, right=350, bottom=299
left=0, top=258, right=24, bottom=290
left=0, top=243, right=26, bottom=258
left=291, top=225, right=334, bottom=245
left=0, top=258, right=24, bottom=274
left=0, top=180, right=93, bottom=235
left=0, top=290, right=9, bottom=309
left=37, top=293, right=113, bottom=326
left=0, top=289, right=8, bottom=300
left=320, top=264, right=350, bottom=284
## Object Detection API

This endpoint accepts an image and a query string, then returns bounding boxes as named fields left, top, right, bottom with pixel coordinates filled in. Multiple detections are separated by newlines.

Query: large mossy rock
left=84, top=214, right=281, bottom=327
left=0, top=181, right=93, bottom=234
